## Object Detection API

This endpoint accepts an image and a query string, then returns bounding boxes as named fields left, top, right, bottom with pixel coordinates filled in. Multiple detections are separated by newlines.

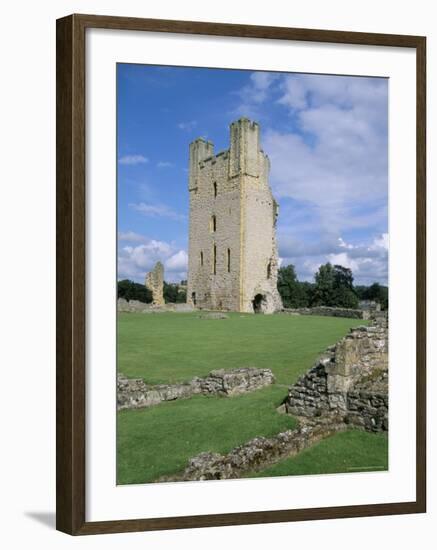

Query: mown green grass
left=117, top=312, right=367, bottom=385
left=249, top=430, right=388, bottom=478
left=117, top=312, right=370, bottom=485
left=117, top=386, right=295, bottom=484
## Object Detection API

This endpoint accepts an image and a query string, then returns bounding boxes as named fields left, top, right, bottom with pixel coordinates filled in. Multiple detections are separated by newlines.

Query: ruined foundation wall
left=117, top=367, right=275, bottom=410
left=117, top=299, right=194, bottom=313
left=282, top=306, right=370, bottom=319
left=163, top=417, right=347, bottom=482
left=285, top=315, right=388, bottom=432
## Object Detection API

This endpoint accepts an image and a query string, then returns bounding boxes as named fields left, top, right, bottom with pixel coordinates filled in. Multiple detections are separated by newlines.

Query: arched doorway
left=252, top=293, right=264, bottom=314
left=191, top=292, right=196, bottom=306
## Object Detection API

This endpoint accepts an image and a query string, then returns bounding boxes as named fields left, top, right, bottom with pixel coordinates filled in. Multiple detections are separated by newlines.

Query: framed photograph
left=56, top=14, right=426, bottom=535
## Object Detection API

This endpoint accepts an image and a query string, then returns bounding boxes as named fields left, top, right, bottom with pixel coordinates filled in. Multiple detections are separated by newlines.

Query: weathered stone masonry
left=162, top=417, right=347, bottom=482
left=117, top=367, right=275, bottom=410
left=282, top=306, right=371, bottom=320
left=145, top=261, right=165, bottom=306
left=117, top=298, right=194, bottom=313
left=187, top=118, right=283, bottom=314
left=285, top=314, right=388, bottom=432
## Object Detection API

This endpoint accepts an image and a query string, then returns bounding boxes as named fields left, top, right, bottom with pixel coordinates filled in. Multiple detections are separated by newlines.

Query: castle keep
left=187, top=118, right=283, bottom=313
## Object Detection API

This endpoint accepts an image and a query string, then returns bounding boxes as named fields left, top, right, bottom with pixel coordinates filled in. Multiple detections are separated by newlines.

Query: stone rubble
left=160, top=416, right=347, bottom=482
left=285, top=314, right=388, bottom=431
left=117, top=298, right=194, bottom=313
left=198, top=312, right=229, bottom=319
left=117, top=367, right=275, bottom=410
left=281, top=306, right=370, bottom=319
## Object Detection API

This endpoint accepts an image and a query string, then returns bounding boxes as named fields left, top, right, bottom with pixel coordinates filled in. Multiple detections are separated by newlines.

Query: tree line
left=278, top=263, right=388, bottom=310
left=117, top=263, right=388, bottom=310
left=117, top=279, right=187, bottom=304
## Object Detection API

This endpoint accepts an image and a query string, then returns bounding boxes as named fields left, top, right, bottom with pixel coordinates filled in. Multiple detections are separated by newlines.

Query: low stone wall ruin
left=117, top=367, right=275, bottom=410
left=346, top=372, right=389, bottom=432
left=117, top=298, right=150, bottom=313
left=160, top=416, right=347, bottom=482
left=117, top=298, right=194, bottom=313
left=285, top=315, right=388, bottom=432
left=282, top=306, right=370, bottom=319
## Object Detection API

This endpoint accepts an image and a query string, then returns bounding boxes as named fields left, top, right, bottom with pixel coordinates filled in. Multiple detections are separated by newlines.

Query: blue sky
left=117, top=64, right=388, bottom=286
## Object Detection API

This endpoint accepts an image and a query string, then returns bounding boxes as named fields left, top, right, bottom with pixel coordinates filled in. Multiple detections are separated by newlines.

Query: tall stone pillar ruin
left=145, top=261, right=165, bottom=306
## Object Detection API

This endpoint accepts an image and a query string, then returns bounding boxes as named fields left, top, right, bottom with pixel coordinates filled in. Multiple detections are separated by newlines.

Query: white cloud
left=247, top=72, right=279, bottom=103
left=264, top=119, right=387, bottom=231
left=277, top=77, right=307, bottom=110
left=117, top=236, right=187, bottom=283
left=118, top=231, right=148, bottom=243
left=280, top=233, right=389, bottom=285
left=370, top=233, right=389, bottom=251
left=118, top=154, right=149, bottom=165
left=178, top=120, right=197, bottom=131
left=231, top=72, right=388, bottom=239
left=165, top=250, right=188, bottom=271
left=129, top=202, right=186, bottom=221
left=327, top=252, right=359, bottom=273
left=232, top=72, right=279, bottom=119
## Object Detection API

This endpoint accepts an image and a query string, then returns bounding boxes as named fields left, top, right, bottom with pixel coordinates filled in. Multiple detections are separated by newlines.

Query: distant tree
left=312, top=263, right=336, bottom=306
left=331, top=286, right=359, bottom=308
left=332, top=264, right=359, bottom=308
left=354, top=282, right=388, bottom=310
left=163, top=282, right=178, bottom=303
left=354, top=285, right=368, bottom=300
left=176, top=288, right=187, bottom=303
left=333, top=264, right=354, bottom=290
left=366, top=282, right=389, bottom=310
left=277, top=265, right=297, bottom=307
left=311, top=263, right=359, bottom=308
left=301, top=281, right=315, bottom=306
left=278, top=262, right=387, bottom=310
left=163, top=281, right=188, bottom=303
left=117, top=279, right=152, bottom=303
left=277, top=265, right=311, bottom=308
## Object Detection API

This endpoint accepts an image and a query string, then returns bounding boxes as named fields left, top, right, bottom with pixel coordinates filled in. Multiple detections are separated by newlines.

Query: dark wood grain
left=56, top=14, right=86, bottom=534
left=56, top=13, right=427, bottom=536
left=74, top=13, right=423, bottom=47
left=415, top=37, right=427, bottom=514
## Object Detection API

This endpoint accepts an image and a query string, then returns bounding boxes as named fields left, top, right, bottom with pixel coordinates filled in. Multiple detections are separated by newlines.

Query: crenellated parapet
left=187, top=118, right=282, bottom=313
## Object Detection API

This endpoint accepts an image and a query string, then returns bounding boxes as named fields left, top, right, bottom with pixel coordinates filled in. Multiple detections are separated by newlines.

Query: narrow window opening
left=213, top=245, right=217, bottom=275
left=227, top=248, right=231, bottom=273
left=200, top=251, right=204, bottom=266
left=267, top=261, right=272, bottom=279
left=210, top=215, right=216, bottom=233
left=213, top=182, right=217, bottom=197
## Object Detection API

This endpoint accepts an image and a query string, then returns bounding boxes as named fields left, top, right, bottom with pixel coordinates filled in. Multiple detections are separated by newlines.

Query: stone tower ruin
left=187, top=118, right=283, bottom=314
left=145, top=261, right=165, bottom=306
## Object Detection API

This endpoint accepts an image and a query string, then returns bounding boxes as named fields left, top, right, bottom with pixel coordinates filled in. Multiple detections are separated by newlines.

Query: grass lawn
left=117, top=386, right=295, bottom=484
left=117, top=312, right=367, bottom=385
left=249, top=430, right=388, bottom=478
left=117, top=312, right=369, bottom=485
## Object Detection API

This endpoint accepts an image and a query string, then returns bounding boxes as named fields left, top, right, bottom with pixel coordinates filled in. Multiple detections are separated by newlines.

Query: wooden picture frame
left=56, top=13, right=426, bottom=535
